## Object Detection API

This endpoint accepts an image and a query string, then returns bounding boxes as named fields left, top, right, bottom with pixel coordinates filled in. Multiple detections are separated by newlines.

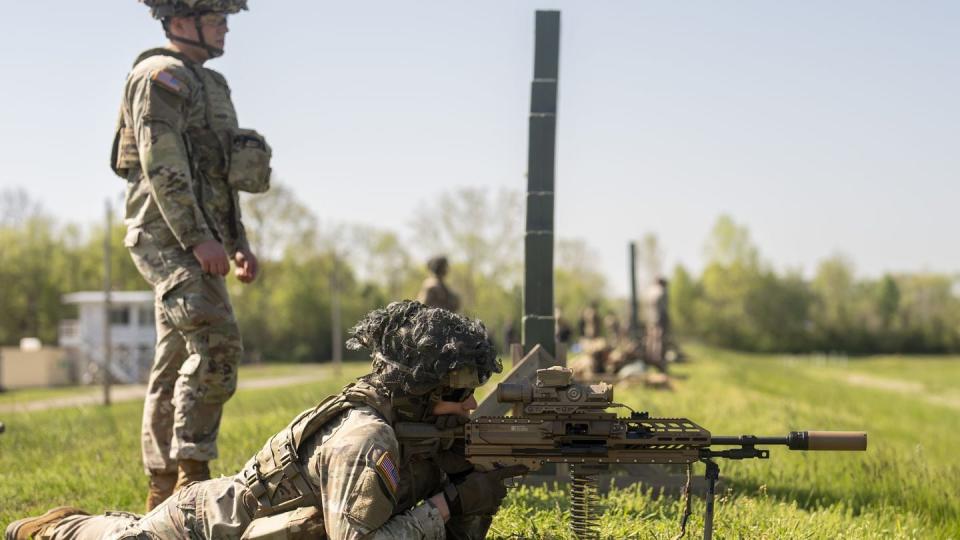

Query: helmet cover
left=141, top=0, right=248, bottom=19
left=347, top=301, right=501, bottom=398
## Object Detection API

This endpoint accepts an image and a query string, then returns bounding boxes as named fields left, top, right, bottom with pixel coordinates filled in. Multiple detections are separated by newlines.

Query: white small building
left=60, top=291, right=156, bottom=383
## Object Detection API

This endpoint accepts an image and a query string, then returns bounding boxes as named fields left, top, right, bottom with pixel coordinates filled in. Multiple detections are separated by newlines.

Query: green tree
left=668, top=264, right=699, bottom=338
left=555, top=239, right=608, bottom=324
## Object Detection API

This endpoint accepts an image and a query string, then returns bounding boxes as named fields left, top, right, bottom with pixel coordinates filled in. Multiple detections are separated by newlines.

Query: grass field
left=0, top=346, right=957, bottom=539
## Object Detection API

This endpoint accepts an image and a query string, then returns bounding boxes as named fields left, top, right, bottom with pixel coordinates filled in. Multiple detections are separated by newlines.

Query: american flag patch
left=375, top=451, right=400, bottom=495
left=151, top=70, right=185, bottom=95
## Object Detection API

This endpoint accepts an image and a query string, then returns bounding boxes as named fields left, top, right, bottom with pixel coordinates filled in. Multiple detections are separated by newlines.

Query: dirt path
left=0, top=373, right=327, bottom=414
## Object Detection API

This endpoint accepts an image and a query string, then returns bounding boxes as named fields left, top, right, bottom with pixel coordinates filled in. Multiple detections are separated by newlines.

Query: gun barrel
left=712, top=431, right=867, bottom=451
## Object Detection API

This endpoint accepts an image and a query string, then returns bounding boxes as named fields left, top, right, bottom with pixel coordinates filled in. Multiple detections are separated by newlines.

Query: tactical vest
left=240, top=381, right=395, bottom=518
left=111, top=49, right=270, bottom=245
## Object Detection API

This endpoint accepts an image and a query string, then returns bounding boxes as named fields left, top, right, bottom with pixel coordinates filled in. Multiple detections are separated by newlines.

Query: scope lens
left=497, top=383, right=526, bottom=403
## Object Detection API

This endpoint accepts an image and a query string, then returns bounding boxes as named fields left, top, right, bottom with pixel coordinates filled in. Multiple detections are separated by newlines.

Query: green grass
left=1, top=348, right=957, bottom=539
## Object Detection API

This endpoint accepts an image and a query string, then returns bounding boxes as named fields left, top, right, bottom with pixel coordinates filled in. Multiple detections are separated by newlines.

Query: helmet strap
left=165, top=15, right=223, bottom=60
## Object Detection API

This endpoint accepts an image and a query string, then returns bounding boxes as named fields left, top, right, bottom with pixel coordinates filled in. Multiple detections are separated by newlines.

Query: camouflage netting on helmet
left=141, top=0, right=248, bottom=19
left=347, top=301, right=501, bottom=397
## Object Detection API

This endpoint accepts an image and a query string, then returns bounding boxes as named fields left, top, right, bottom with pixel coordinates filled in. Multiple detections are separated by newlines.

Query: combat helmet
left=140, top=0, right=248, bottom=58
left=427, top=255, right=450, bottom=277
left=347, top=300, right=502, bottom=422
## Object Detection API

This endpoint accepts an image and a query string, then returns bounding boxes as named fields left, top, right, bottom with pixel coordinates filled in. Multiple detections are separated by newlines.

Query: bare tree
left=241, top=180, right=318, bottom=261
left=0, top=188, right=44, bottom=228
left=410, top=187, right=523, bottom=310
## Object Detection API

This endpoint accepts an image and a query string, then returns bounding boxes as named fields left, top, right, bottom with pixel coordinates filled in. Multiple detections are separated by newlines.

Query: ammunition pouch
left=240, top=506, right=326, bottom=540
left=227, top=128, right=272, bottom=193
left=111, top=125, right=140, bottom=179
left=241, top=382, right=393, bottom=518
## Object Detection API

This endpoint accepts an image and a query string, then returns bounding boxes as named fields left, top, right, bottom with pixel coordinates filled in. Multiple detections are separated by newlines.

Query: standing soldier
left=110, top=0, right=272, bottom=510
left=417, top=256, right=461, bottom=312
left=644, top=277, right=670, bottom=371
left=578, top=302, right=602, bottom=339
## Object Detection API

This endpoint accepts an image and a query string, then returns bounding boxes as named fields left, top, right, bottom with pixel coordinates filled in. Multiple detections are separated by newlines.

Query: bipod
left=701, top=459, right=720, bottom=540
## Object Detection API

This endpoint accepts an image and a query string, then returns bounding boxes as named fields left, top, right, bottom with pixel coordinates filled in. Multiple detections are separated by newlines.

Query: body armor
left=113, top=48, right=268, bottom=253
left=240, top=382, right=395, bottom=518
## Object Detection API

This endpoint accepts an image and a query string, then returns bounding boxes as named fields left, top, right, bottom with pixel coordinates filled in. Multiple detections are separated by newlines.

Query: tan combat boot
left=145, top=471, right=178, bottom=512
left=5, top=507, right=88, bottom=540
left=174, top=459, right=211, bottom=492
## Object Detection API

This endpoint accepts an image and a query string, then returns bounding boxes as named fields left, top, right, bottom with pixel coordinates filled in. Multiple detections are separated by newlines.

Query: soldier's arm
left=128, top=66, right=215, bottom=250
left=231, top=191, right=251, bottom=254
left=316, top=418, right=445, bottom=540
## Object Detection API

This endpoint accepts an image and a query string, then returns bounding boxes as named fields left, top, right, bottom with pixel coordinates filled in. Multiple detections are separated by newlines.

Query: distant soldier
left=6, top=302, right=522, bottom=540
left=578, top=302, right=602, bottom=339
left=644, top=277, right=670, bottom=371
left=554, top=308, right=572, bottom=345
left=110, top=0, right=272, bottom=509
left=603, top=314, right=622, bottom=344
left=417, top=256, right=461, bottom=312
left=504, top=320, right=519, bottom=348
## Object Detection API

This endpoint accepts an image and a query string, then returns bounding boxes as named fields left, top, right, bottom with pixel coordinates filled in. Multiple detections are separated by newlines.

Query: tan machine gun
left=398, top=366, right=867, bottom=540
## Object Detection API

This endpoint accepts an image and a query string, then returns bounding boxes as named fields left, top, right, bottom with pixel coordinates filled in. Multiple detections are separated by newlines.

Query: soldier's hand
left=234, top=249, right=259, bottom=283
left=434, top=414, right=469, bottom=431
left=443, top=465, right=528, bottom=516
left=192, top=240, right=230, bottom=276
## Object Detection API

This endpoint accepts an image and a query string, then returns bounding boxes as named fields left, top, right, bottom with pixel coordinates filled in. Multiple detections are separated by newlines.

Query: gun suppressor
left=711, top=431, right=867, bottom=451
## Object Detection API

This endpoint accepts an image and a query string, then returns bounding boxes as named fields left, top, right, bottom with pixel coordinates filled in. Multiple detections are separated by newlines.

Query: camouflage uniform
left=34, top=400, right=445, bottom=539
left=416, top=277, right=460, bottom=313
left=114, top=45, right=268, bottom=475
left=31, top=382, right=491, bottom=540
left=416, top=257, right=460, bottom=312
left=12, top=303, right=505, bottom=540
left=644, top=280, right=670, bottom=369
left=579, top=305, right=602, bottom=340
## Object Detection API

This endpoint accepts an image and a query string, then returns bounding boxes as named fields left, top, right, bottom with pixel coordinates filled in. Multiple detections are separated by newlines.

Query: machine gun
left=399, top=366, right=867, bottom=540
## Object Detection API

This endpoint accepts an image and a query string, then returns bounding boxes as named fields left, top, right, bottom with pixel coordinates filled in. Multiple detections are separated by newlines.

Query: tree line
left=0, top=186, right=608, bottom=362
left=668, top=216, right=960, bottom=354
left=2, top=187, right=958, bottom=359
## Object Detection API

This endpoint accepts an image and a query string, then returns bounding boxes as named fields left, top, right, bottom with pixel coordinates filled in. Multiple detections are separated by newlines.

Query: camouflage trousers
left=39, top=477, right=257, bottom=540
left=38, top=475, right=480, bottom=540
left=645, top=324, right=667, bottom=370
left=127, top=229, right=243, bottom=474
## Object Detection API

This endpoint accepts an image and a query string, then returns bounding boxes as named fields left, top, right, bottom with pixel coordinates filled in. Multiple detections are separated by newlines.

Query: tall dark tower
left=629, top=242, right=640, bottom=338
left=522, top=10, right=561, bottom=359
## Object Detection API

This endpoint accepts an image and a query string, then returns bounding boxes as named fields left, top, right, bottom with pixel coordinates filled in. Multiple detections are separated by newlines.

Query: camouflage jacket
left=240, top=382, right=447, bottom=540
left=416, top=277, right=461, bottom=313
left=115, top=48, right=249, bottom=256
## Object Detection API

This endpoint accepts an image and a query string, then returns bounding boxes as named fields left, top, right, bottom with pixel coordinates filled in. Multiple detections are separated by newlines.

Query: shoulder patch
left=375, top=450, right=400, bottom=497
left=151, top=70, right=188, bottom=97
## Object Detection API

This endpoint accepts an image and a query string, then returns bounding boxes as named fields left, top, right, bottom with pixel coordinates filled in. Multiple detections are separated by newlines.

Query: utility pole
left=474, top=10, right=563, bottom=418
left=628, top=242, right=640, bottom=339
left=522, top=10, right=561, bottom=361
left=102, top=200, right=112, bottom=406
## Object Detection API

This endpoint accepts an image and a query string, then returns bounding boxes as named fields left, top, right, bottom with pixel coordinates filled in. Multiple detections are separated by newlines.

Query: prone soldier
left=112, top=0, right=273, bottom=509
left=6, top=302, right=523, bottom=540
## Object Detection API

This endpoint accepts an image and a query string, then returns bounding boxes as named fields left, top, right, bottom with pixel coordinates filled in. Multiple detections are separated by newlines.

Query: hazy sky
left=1, top=2, right=957, bottom=294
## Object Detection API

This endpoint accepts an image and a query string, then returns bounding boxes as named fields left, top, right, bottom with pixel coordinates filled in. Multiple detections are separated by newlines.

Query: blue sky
left=1, top=2, right=957, bottom=294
